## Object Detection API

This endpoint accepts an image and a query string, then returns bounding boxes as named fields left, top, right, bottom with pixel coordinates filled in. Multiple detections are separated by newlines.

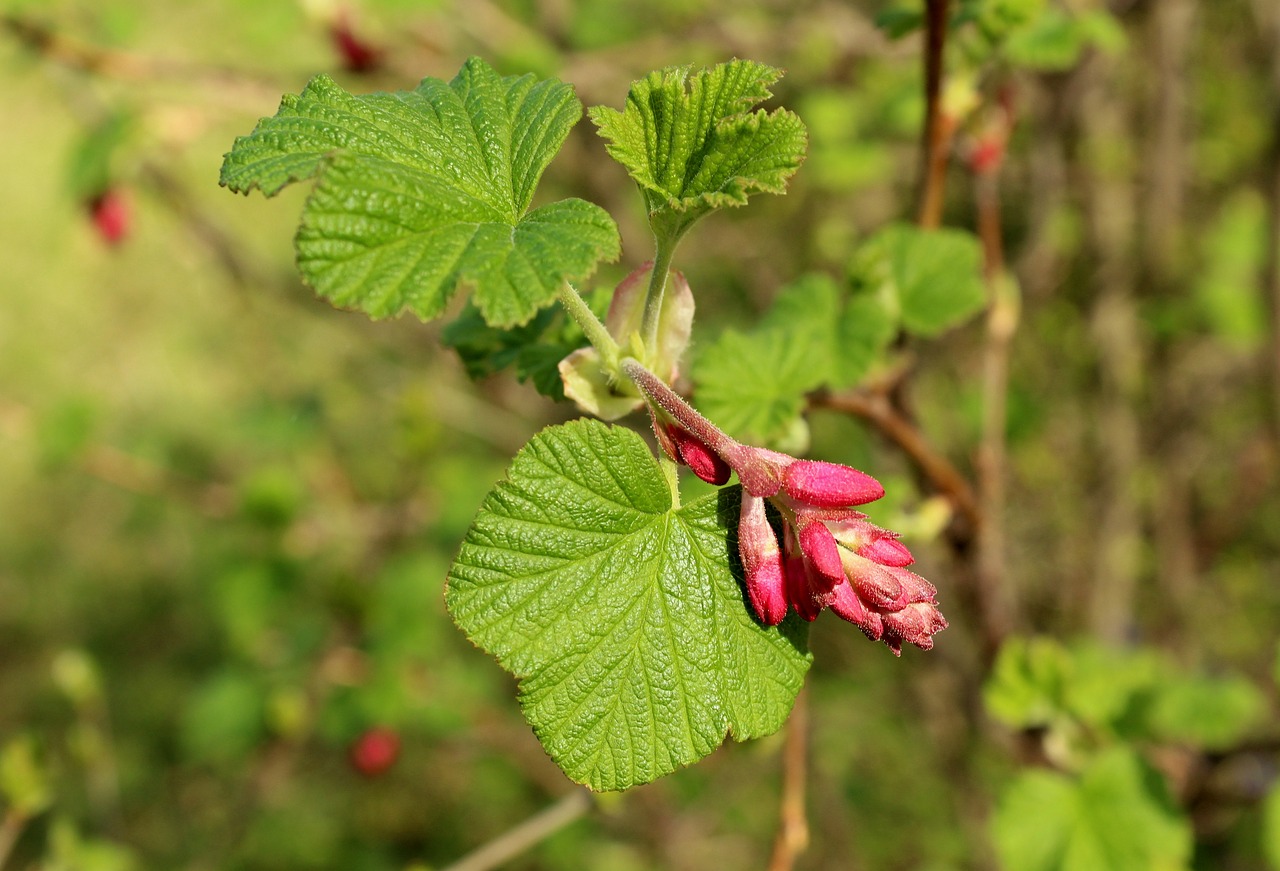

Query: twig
left=767, top=687, right=810, bottom=871
left=973, top=107, right=1017, bottom=645
left=0, top=810, right=27, bottom=871
left=440, top=790, right=595, bottom=871
left=917, top=0, right=952, bottom=229
left=810, top=389, right=981, bottom=542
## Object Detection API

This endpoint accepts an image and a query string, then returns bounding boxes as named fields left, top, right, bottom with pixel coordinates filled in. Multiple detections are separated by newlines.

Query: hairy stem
left=639, top=235, right=679, bottom=354
left=622, top=357, right=741, bottom=459
left=556, top=281, right=619, bottom=369
left=440, top=790, right=595, bottom=871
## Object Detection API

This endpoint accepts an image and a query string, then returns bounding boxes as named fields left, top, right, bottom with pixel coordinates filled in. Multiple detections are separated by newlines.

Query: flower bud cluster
left=627, top=359, right=946, bottom=655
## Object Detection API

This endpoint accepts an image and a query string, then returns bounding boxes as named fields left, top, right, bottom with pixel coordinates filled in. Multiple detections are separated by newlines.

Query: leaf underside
left=220, top=57, right=619, bottom=327
left=445, top=420, right=811, bottom=791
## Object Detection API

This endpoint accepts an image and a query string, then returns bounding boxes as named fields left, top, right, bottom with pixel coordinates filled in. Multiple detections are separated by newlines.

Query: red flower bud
left=782, top=460, right=884, bottom=508
left=857, top=535, right=914, bottom=567
left=738, top=493, right=786, bottom=626
left=671, top=427, right=731, bottom=486
left=797, top=520, right=843, bottom=592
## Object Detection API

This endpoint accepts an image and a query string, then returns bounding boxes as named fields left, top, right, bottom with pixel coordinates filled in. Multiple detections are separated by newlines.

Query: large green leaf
left=220, top=57, right=619, bottom=327
left=992, top=748, right=1192, bottom=871
left=445, top=420, right=811, bottom=790
left=589, top=60, right=807, bottom=240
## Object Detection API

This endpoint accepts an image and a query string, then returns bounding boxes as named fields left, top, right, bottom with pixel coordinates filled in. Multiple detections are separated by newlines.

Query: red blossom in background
left=349, top=727, right=400, bottom=777
left=87, top=188, right=130, bottom=246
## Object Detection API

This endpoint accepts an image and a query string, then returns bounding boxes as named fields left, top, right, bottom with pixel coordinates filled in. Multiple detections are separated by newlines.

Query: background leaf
left=992, top=748, right=1193, bottom=871
left=858, top=223, right=987, bottom=336
left=445, top=420, right=811, bottom=790
left=221, top=57, right=619, bottom=326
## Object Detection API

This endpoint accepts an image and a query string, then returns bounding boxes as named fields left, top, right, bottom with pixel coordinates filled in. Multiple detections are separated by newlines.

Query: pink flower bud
left=782, top=460, right=884, bottom=508
left=829, top=581, right=884, bottom=641
left=784, top=556, right=823, bottom=622
left=649, top=408, right=681, bottom=463
left=881, top=602, right=949, bottom=655
left=738, top=493, right=786, bottom=626
left=839, top=551, right=905, bottom=609
left=797, top=521, right=843, bottom=592
left=671, top=427, right=731, bottom=485
left=857, top=536, right=914, bottom=567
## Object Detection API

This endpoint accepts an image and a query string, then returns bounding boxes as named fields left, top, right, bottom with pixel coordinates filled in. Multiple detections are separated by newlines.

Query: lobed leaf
left=589, top=60, right=807, bottom=239
left=693, top=273, right=893, bottom=446
left=220, top=57, right=619, bottom=327
left=991, top=748, right=1192, bottom=871
left=445, top=420, right=811, bottom=790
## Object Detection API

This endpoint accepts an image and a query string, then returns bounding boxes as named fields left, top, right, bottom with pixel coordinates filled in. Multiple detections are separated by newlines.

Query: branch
left=810, top=388, right=981, bottom=542
left=440, top=790, right=595, bottom=871
left=767, top=687, right=810, bottom=871
left=917, top=0, right=953, bottom=228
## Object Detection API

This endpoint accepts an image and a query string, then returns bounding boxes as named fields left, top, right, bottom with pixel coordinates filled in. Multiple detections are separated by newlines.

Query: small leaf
left=858, top=223, right=987, bottom=336
left=446, top=420, right=811, bottom=790
left=221, top=57, right=619, bottom=327
left=693, top=274, right=894, bottom=446
left=991, top=748, right=1193, bottom=871
left=589, top=60, right=807, bottom=241
left=1143, top=674, right=1265, bottom=750
left=983, top=636, right=1070, bottom=728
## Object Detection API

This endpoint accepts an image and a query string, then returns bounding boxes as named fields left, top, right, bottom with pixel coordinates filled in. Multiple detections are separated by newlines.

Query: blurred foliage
left=1, top=0, right=1279, bottom=869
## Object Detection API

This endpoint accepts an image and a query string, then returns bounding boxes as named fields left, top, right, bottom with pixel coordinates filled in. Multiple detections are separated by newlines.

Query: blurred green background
left=2, top=0, right=1279, bottom=869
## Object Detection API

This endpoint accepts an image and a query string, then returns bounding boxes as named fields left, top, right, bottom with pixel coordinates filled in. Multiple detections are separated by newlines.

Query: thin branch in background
left=810, top=388, right=981, bottom=543
left=767, top=686, right=810, bottom=871
left=973, top=98, right=1018, bottom=645
left=0, top=810, right=28, bottom=871
left=917, top=0, right=952, bottom=229
left=440, top=790, right=595, bottom=871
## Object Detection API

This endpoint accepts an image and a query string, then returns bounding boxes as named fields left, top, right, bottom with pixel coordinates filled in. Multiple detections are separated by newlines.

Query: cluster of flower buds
left=626, top=359, right=947, bottom=655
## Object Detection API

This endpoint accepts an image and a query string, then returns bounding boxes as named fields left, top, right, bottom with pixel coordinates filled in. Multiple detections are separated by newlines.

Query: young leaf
left=991, top=748, right=1193, bottom=871
left=693, top=274, right=893, bottom=446
left=446, top=420, right=811, bottom=791
left=220, top=57, right=620, bottom=327
left=589, top=60, right=807, bottom=241
left=856, top=223, right=987, bottom=336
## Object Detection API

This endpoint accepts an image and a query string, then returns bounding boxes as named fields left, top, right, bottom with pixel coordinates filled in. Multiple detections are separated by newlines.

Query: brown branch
left=973, top=102, right=1018, bottom=644
left=440, top=790, right=595, bottom=871
left=767, top=687, right=810, bottom=871
left=918, top=0, right=953, bottom=228
left=810, top=389, right=981, bottom=541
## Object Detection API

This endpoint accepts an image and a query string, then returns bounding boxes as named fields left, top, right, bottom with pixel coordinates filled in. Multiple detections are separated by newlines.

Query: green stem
left=659, top=454, right=681, bottom=508
left=555, top=281, right=618, bottom=369
left=639, top=235, right=679, bottom=353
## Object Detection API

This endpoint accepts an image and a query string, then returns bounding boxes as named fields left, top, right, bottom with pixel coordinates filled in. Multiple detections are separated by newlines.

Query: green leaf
left=693, top=274, right=894, bottom=446
left=1144, top=674, right=1265, bottom=750
left=445, top=420, right=811, bottom=790
left=983, top=636, right=1071, bottom=728
left=856, top=223, right=987, bottom=336
left=442, top=302, right=579, bottom=400
left=589, top=60, right=807, bottom=241
left=992, top=748, right=1192, bottom=871
left=991, top=768, right=1078, bottom=871
left=1264, top=782, right=1280, bottom=871
left=221, top=57, right=620, bottom=327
